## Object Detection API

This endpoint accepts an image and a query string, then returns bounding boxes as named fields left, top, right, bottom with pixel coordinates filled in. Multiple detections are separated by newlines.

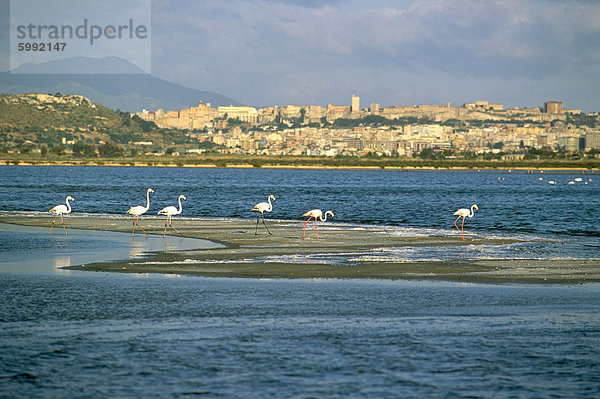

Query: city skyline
left=134, top=93, right=597, bottom=158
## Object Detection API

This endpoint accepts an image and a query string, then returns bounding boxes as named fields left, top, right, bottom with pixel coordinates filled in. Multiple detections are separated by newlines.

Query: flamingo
left=49, top=195, right=74, bottom=236
left=453, top=204, right=478, bottom=240
left=302, top=209, right=334, bottom=240
left=251, top=194, right=275, bottom=235
left=126, top=188, right=154, bottom=237
left=157, top=195, right=186, bottom=237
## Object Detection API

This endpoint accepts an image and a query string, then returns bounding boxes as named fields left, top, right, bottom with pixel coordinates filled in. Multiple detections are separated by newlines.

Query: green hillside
left=0, top=93, right=198, bottom=155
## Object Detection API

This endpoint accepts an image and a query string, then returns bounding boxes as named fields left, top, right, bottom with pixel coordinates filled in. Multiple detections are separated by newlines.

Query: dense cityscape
left=136, top=95, right=600, bottom=158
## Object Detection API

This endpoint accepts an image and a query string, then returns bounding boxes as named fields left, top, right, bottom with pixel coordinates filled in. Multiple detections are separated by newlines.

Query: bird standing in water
left=126, top=188, right=154, bottom=237
left=49, top=195, right=74, bottom=236
left=158, top=194, right=186, bottom=237
left=453, top=204, right=478, bottom=240
left=251, top=194, right=275, bottom=235
left=302, top=209, right=334, bottom=240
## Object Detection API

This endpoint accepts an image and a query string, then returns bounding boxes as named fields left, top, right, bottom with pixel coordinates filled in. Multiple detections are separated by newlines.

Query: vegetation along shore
left=2, top=154, right=600, bottom=171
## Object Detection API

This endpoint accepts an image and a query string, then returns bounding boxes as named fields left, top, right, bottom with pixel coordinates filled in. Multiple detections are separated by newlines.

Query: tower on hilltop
left=543, top=101, right=563, bottom=114
left=351, top=94, right=360, bottom=113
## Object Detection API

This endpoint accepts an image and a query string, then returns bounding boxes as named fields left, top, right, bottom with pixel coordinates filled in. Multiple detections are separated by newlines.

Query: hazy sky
left=148, top=0, right=600, bottom=111
left=2, top=0, right=599, bottom=111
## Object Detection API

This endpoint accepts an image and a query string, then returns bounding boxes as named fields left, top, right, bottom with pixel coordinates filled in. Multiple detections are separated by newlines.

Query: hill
left=0, top=93, right=199, bottom=154
left=1, top=57, right=243, bottom=112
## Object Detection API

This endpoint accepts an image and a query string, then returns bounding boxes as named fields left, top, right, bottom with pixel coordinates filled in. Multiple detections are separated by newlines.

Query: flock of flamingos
left=48, top=188, right=478, bottom=240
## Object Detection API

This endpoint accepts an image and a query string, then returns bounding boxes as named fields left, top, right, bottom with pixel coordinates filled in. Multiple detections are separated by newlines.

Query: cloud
left=150, top=0, right=600, bottom=111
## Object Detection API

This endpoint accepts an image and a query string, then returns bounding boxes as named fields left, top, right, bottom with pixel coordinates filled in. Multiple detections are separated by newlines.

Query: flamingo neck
left=65, top=197, right=72, bottom=213
left=145, top=190, right=151, bottom=211
left=177, top=196, right=183, bottom=213
left=469, top=205, right=476, bottom=218
left=266, top=197, right=273, bottom=212
left=320, top=211, right=332, bottom=222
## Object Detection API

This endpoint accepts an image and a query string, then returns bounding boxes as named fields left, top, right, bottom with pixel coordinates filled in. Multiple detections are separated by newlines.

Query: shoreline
left=2, top=213, right=599, bottom=284
left=2, top=159, right=599, bottom=173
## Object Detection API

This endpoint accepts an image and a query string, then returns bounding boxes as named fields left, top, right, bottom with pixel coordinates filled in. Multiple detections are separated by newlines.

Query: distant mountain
left=12, top=56, right=147, bottom=74
left=1, top=57, right=243, bottom=112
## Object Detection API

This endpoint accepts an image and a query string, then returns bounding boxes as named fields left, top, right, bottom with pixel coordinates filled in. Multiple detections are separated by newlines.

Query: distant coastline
left=2, top=94, right=599, bottom=171
left=1, top=154, right=599, bottom=172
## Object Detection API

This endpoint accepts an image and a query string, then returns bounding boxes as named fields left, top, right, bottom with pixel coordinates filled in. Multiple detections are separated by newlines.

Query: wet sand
left=3, top=213, right=599, bottom=283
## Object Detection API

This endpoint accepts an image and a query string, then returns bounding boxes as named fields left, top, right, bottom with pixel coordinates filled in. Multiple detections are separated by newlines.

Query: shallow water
left=1, top=165, right=598, bottom=237
left=0, top=223, right=217, bottom=274
left=1, top=165, right=599, bottom=266
left=1, top=166, right=599, bottom=397
left=1, top=275, right=598, bottom=398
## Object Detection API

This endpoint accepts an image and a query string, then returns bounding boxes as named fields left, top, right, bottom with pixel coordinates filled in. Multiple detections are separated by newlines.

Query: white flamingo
left=126, top=188, right=154, bottom=237
left=453, top=204, right=478, bottom=240
left=251, top=194, right=275, bottom=235
left=158, top=195, right=186, bottom=237
left=302, top=209, right=334, bottom=240
left=49, top=195, right=74, bottom=236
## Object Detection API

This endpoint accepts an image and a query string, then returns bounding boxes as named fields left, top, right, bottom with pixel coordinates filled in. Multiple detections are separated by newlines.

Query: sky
left=148, top=0, right=600, bottom=112
left=2, top=0, right=600, bottom=112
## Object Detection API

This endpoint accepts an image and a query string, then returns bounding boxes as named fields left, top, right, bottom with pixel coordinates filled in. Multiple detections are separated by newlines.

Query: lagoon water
left=0, top=165, right=598, bottom=235
left=1, top=165, right=599, bottom=397
left=0, top=223, right=216, bottom=274
left=1, top=274, right=599, bottom=398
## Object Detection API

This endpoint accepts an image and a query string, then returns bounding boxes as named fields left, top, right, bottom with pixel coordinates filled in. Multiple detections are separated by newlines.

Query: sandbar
left=2, top=213, right=599, bottom=284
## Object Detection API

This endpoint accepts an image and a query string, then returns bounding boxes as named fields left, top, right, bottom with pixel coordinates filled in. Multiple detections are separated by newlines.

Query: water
left=1, top=165, right=599, bottom=262
left=1, top=275, right=599, bottom=398
left=1, top=165, right=599, bottom=397
left=0, top=223, right=217, bottom=274
left=0, top=165, right=598, bottom=237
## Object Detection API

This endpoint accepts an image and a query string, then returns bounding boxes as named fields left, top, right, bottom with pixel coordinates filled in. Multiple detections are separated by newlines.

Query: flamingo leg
left=460, top=217, right=465, bottom=240
left=60, top=213, right=67, bottom=236
left=302, top=217, right=312, bottom=239
left=261, top=213, right=273, bottom=235
left=132, top=216, right=136, bottom=237
left=49, top=215, right=58, bottom=234
left=169, top=217, right=182, bottom=236
left=453, top=215, right=461, bottom=233
left=314, top=218, right=319, bottom=240
left=255, top=213, right=261, bottom=235
left=136, top=218, right=149, bottom=236
left=163, top=217, right=168, bottom=237
left=132, top=215, right=148, bottom=237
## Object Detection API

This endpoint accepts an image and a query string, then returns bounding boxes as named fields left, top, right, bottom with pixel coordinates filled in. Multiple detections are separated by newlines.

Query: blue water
left=1, top=165, right=598, bottom=237
left=2, top=165, right=599, bottom=262
left=0, top=223, right=217, bottom=274
left=1, top=275, right=599, bottom=398
left=1, top=165, right=599, bottom=397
